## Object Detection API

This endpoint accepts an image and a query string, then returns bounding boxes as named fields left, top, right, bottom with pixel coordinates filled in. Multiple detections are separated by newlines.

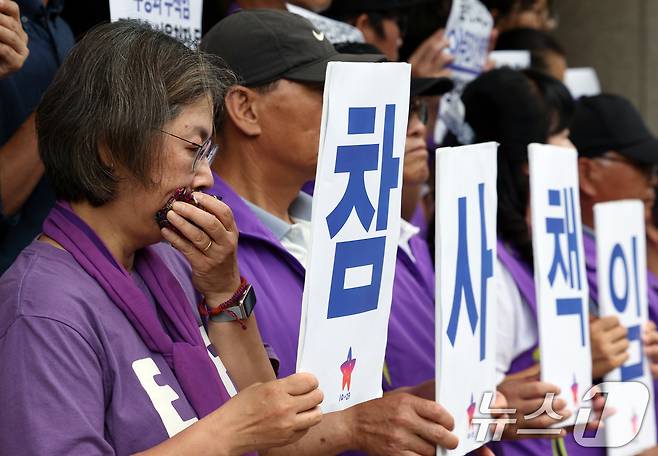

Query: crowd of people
left=1, top=0, right=658, bottom=455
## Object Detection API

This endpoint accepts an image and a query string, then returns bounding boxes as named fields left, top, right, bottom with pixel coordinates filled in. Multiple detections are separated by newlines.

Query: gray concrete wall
left=553, top=0, right=658, bottom=132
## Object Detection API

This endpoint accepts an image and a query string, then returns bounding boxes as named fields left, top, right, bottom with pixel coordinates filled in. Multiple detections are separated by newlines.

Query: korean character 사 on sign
left=435, top=141, right=498, bottom=455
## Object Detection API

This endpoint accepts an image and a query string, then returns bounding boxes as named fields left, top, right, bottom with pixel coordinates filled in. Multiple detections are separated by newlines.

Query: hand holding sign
left=217, top=372, right=323, bottom=453
left=408, top=29, right=453, bottom=79
left=589, top=315, right=630, bottom=379
left=347, top=392, right=458, bottom=455
left=0, top=0, right=28, bottom=79
left=497, top=364, right=570, bottom=438
left=642, top=320, right=658, bottom=378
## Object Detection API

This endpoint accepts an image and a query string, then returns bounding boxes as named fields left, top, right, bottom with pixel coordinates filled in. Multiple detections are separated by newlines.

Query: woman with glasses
left=0, top=21, right=323, bottom=455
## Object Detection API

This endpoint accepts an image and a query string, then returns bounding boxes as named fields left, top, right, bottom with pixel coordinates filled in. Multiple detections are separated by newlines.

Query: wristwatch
left=199, top=277, right=257, bottom=324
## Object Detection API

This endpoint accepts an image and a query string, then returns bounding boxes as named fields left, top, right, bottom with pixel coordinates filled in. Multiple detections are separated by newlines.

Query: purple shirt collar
left=207, top=174, right=283, bottom=245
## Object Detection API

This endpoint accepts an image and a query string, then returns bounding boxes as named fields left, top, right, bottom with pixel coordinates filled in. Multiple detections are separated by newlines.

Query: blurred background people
left=482, top=0, right=557, bottom=32
left=496, top=28, right=567, bottom=80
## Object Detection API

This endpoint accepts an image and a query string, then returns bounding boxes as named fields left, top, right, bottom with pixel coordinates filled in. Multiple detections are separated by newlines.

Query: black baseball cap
left=334, top=41, right=454, bottom=96
left=570, top=94, right=658, bottom=165
left=410, top=77, right=453, bottom=97
left=201, top=9, right=384, bottom=87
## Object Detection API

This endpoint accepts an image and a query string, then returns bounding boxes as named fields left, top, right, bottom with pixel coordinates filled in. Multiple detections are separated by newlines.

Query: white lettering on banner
left=594, top=200, right=657, bottom=455
left=528, top=143, right=592, bottom=428
left=296, top=61, right=410, bottom=413
left=199, top=326, right=238, bottom=397
left=109, top=0, right=203, bottom=47
left=132, top=358, right=198, bottom=437
left=435, top=142, right=498, bottom=456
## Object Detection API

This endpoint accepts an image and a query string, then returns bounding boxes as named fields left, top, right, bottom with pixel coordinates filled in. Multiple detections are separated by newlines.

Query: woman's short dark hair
left=463, top=68, right=549, bottom=265
left=523, top=68, right=574, bottom=135
left=37, top=20, right=236, bottom=206
left=495, top=27, right=565, bottom=75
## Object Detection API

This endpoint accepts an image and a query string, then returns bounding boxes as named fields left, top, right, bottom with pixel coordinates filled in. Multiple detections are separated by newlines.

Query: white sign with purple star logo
left=529, top=143, right=592, bottom=427
left=435, top=142, right=498, bottom=455
left=594, top=200, right=656, bottom=455
left=296, top=61, right=410, bottom=413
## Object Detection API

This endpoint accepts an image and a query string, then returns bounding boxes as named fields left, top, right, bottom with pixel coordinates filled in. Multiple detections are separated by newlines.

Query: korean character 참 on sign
left=325, top=105, right=400, bottom=318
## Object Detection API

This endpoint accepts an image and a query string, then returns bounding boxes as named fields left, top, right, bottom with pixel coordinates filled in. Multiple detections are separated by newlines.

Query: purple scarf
left=497, top=239, right=537, bottom=316
left=496, top=238, right=605, bottom=456
left=42, top=202, right=231, bottom=419
left=582, top=230, right=601, bottom=304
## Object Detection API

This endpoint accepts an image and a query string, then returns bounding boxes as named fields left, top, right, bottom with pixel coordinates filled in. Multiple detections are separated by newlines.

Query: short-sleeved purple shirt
left=0, top=241, right=209, bottom=455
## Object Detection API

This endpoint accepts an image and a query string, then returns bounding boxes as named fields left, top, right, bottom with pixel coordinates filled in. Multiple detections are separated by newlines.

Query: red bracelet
left=198, top=276, right=250, bottom=329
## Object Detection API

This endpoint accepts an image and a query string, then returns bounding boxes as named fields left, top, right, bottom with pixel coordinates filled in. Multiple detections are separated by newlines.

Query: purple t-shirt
left=0, top=241, right=210, bottom=454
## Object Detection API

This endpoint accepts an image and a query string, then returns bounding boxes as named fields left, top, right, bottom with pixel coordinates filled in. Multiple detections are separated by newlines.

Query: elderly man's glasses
left=160, top=129, right=218, bottom=172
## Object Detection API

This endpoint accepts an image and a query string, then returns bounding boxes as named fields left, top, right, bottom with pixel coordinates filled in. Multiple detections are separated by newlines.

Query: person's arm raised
left=0, top=0, right=28, bottom=79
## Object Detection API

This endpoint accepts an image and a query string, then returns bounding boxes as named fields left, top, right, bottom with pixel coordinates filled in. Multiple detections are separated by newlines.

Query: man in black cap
left=202, top=9, right=475, bottom=455
left=571, top=94, right=658, bottom=231
left=571, top=94, right=658, bottom=392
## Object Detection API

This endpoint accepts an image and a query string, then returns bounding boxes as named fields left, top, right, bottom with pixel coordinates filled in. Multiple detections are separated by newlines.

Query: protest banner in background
left=435, top=142, right=498, bottom=455
left=489, top=50, right=531, bottom=70
left=529, top=143, right=592, bottom=427
left=594, top=200, right=657, bottom=455
left=109, top=0, right=202, bottom=47
left=296, top=62, right=410, bottom=413
left=444, top=0, right=493, bottom=87
left=435, top=0, right=493, bottom=144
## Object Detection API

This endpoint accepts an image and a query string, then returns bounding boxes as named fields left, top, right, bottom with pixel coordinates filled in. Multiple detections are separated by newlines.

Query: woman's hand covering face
left=161, top=191, right=241, bottom=305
